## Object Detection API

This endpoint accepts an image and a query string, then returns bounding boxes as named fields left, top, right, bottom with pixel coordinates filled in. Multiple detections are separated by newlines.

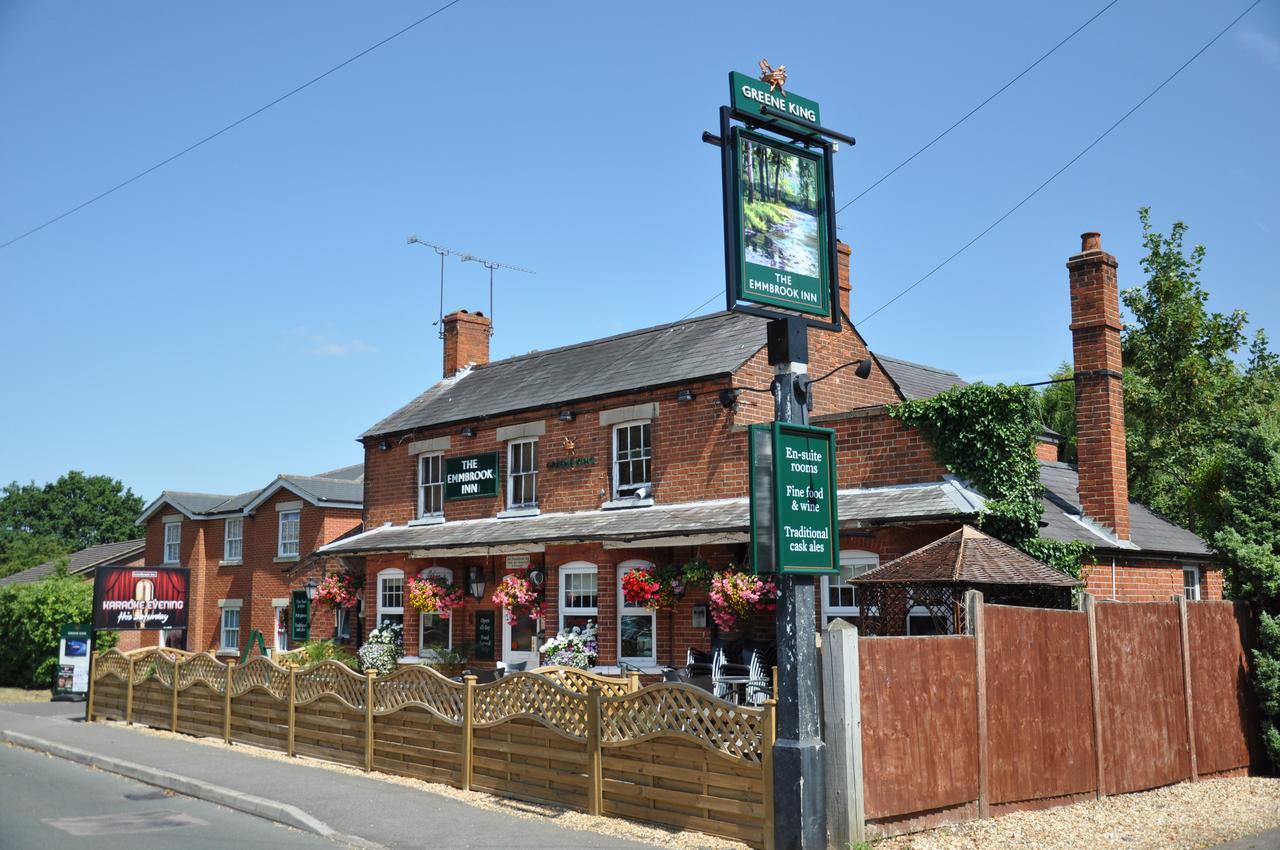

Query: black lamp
left=467, top=565, right=487, bottom=600
left=303, top=577, right=318, bottom=601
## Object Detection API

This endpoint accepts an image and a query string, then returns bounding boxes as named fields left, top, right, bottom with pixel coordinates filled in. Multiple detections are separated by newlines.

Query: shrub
left=0, top=575, right=116, bottom=688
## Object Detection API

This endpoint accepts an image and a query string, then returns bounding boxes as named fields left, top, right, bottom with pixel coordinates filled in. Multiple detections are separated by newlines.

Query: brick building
left=133, top=465, right=363, bottom=655
left=320, top=234, right=1220, bottom=672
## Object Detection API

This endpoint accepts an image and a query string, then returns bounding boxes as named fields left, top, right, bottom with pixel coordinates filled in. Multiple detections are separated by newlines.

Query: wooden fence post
left=821, top=619, right=865, bottom=848
left=627, top=671, right=641, bottom=693
left=1174, top=594, right=1199, bottom=781
left=586, top=686, right=603, bottom=816
left=223, top=660, right=234, bottom=744
left=965, top=589, right=989, bottom=820
left=126, top=655, right=136, bottom=726
left=461, top=675, right=476, bottom=791
left=170, top=655, right=181, bottom=733
left=364, top=670, right=376, bottom=772
left=85, top=651, right=98, bottom=723
left=1084, top=594, right=1107, bottom=798
left=762, top=698, right=777, bottom=850
left=288, top=665, right=297, bottom=758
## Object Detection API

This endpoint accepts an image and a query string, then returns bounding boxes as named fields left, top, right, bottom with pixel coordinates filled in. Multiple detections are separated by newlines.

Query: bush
left=291, top=639, right=359, bottom=669
left=0, top=575, right=115, bottom=688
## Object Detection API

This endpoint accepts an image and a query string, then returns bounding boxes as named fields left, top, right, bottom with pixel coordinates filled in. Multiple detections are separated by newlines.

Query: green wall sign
left=474, top=610, right=495, bottom=661
left=733, top=129, right=831, bottom=317
left=445, top=452, right=499, bottom=500
left=750, top=422, right=839, bottom=575
left=729, top=71, right=821, bottom=128
left=290, top=590, right=310, bottom=642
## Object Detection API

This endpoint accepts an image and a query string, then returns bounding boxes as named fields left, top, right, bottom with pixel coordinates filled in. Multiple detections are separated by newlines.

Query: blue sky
left=1, top=0, right=1277, bottom=501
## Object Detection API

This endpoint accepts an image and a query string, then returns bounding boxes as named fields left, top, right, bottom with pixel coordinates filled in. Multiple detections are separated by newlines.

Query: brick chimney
left=836, top=241, right=852, bottom=320
left=1067, top=232, right=1130, bottom=540
left=442, top=309, right=490, bottom=378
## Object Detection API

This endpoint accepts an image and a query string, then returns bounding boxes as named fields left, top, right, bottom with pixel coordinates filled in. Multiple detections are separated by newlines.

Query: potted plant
left=708, top=570, right=777, bottom=635
left=357, top=621, right=404, bottom=675
left=315, top=573, right=360, bottom=609
left=490, top=574, right=541, bottom=624
left=540, top=622, right=598, bottom=669
left=406, top=574, right=466, bottom=618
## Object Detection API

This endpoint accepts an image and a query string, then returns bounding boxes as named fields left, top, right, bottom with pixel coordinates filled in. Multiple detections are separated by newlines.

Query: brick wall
left=1082, top=556, right=1223, bottom=602
left=442, top=309, right=490, bottom=377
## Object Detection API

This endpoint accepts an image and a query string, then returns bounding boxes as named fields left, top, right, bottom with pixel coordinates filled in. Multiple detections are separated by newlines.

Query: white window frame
left=1183, top=565, right=1202, bottom=601
left=223, top=517, right=243, bottom=562
left=278, top=509, right=300, bottom=558
left=506, top=438, right=539, bottom=510
left=417, top=567, right=454, bottom=656
left=377, top=568, right=405, bottom=630
left=273, top=604, right=288, bottom=652
left=559, top=561, right=599, bottom=635
left=617, top=560, right=657, bottom=667
left=821, top=550, right=880, bottom=623
left=163, top=521, right=181, bottom=564
left=611, top=420, right=652, bottom=501
left=334, top=607, right=350, bottom=642
left=418, top=452, right=444, bottom=520
left=219, top=604, right=241, bottom=652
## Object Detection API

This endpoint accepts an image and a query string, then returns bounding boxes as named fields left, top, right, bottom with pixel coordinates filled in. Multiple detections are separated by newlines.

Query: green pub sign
left=749, top=422, right=839, bottom=575
left=729, top=71, right=821, bottom=128
left=445, top=452, right=499, bottom=500
left=290, top=590, right=310, bottom=642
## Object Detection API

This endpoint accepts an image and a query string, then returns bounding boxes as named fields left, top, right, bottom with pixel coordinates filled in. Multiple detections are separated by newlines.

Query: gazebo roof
left=850, top=526, right=1082, bottom=588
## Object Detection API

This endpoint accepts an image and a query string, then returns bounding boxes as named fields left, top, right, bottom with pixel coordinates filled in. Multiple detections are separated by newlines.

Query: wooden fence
left=87, top=650, right=776, bottom=849
left=831, top=596, right=1259, bottom=840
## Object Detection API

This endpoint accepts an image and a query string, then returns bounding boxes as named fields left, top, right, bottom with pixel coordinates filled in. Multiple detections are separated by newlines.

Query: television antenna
left=407, top=235, right=535, bottom=337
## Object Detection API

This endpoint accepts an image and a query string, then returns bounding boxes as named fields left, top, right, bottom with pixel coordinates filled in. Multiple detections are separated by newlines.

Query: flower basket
left=621, top=567, right=678, bottom=610
left=406, top=574, right=466, bottom=618
left=490, top=574, right=541, bottom=625
left=708, top=570, right=777, bottom=632
left=315, top=573, right=360, bottom=610
left=540, top=622, right=598, bottom=669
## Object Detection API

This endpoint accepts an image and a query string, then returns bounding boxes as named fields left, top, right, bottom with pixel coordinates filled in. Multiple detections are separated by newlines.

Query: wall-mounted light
left=676, top=389, right=695, bottom=402
left=461, top=426, right=476, bottom=438
left=467, top=565, right=487, bottom=600
left=718, top=388, right=742, bottom=409
left=854, top=359, right=873, bottom=380
left=377, top=440, right=391, bottom=452
left=303, top=577, right=319, bottom=602
left=672, top=575, right=687, bottom=601
left=558, top=409, right=575, bottom=422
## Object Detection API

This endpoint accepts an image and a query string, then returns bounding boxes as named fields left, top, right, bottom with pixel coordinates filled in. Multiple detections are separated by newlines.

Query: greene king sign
left=730, top=71, right=821, bottom=128
left=749, top=422, right=839, bottom=575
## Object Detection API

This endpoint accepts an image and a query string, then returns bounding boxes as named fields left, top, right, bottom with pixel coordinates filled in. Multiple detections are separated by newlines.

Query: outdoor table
left=716, top=674, right=752, bottom=704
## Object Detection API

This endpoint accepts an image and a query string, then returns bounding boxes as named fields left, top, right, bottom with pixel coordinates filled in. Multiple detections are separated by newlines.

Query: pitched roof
left=362, top=311, right=772, bottom=438
left=1037, top=460, right=1210, bottom=556
left=241, top=473, right=364, bottom=514
left=875, top=354, right=966, bottom=400
left=0, top=538, right=145, bottom=586
left=851, top=526, right=1081, bottom=587
left=137, top=464, right=364, bottom=524
left=318, top=479, right=986, bottom=557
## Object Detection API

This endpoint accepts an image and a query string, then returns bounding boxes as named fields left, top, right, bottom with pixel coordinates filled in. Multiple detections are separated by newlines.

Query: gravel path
left=877, top=778, right=1280, bottom=850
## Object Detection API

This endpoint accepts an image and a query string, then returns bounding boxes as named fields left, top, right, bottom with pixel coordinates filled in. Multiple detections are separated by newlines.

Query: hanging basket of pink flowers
left=314, top=573, right=360, bottom=610
left=620, top=566, right=678, bottom=610
left=490, top=574, right=541, bottom=624
left=406, top=574, right=466, bottom=618
left=708, top=570, right=778, bottom=632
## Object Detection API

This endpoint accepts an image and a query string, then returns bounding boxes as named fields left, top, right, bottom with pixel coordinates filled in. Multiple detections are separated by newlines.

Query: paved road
left=1212, top=828, right=1280, bottom=849
left=0, top=742, right=338, bottom=849
left=0, top=702, right=656, bottom=850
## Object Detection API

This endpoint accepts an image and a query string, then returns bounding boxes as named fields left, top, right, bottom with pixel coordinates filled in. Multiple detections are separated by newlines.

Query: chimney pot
left=1081, top=232, right=1102, bottom=252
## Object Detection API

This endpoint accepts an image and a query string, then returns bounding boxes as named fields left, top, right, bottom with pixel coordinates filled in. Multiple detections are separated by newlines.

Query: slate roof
left=0, top=538, right=145, bottom=586
left=851, top=526, right=1081, bottom=587
left=137, top=464, right=364, bottom=523
left=875, top=354, right=966, bottom=400
left=1038, top=460, right=1211, bottom=556
left=363, top=311, right=773, bottom=438
left=318, top=479, right=986, bottom=556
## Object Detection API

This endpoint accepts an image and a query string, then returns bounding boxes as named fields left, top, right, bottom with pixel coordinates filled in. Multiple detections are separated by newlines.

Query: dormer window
left=612, top=421, right=651, bottom=501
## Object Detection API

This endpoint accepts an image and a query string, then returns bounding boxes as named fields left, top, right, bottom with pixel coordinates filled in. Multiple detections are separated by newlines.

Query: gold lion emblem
left=759, top=59, right=787, bottom=94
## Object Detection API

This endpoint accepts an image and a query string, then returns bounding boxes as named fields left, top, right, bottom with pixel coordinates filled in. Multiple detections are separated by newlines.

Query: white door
left=502, top=608, right=540, bottom=670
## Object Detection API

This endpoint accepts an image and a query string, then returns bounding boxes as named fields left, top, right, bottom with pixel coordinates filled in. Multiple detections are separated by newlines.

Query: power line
left=855, top=0, right=1261, bottom=327
left=0, top=0, right=466, bottom=253
left=835, top=0, right=1121, bottom=215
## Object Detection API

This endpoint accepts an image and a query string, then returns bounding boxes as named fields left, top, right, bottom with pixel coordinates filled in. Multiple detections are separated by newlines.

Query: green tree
left=0, top=471, right=143, bottom=573
left=0, top=534, right=69, bottom=578
left=1038, top=361, right=1077, bottom=463
left=0, top=574, right=115, bottom=688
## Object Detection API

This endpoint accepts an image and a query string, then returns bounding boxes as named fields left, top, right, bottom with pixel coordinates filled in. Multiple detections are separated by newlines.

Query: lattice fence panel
left=231, top=656, right=288, bottom=699
left=295, top=661, right=366, bottom=710
left=94, top=650, right=130, bottom=682
left=374, top=665, right=464, bottom=722
left=472, top=673, right=588, bottom=739
left=600, top=684, right=765, bottom=762
left=532, top=666, right=632, bottom=697
left=177, top=653, right=226, bottom=694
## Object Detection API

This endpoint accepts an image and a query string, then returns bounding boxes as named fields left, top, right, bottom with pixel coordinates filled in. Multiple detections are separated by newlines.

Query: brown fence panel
left=860, top=635, right=978, bottom=821
left=372, top=706, right=463, bottom=785
left=93, top=677, right=127, bottom=721
left=228, top=689, right=289, bottom=752
left=176, top=682, right=223, bottom=739
left=985, top=605, right=1096, bottom=805
left=294, top=695, right=365, bottom=768
left=602, top=736, right=766, bottom=848
left=1096, top=602, right=1190, bottom=794
left=471, top=718, right=590, bottom=809
left=1188, top=601, right=1257, bottom=776
left=131, top=679, right=171, bottom=729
